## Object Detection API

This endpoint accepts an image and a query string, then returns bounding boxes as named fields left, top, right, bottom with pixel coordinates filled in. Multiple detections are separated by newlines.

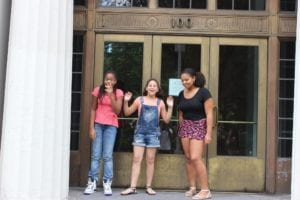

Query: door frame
left=208, top=37, right=268, bottom=191
left=152, top=35, right=210, bottom=83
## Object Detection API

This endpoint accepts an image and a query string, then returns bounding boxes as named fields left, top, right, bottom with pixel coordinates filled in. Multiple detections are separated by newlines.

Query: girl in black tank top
left=177, top=68, right=214, bottom=200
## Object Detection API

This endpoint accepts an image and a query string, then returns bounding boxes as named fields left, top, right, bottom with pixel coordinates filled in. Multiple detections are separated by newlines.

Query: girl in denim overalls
left=121, top=79, right=174, bottom=195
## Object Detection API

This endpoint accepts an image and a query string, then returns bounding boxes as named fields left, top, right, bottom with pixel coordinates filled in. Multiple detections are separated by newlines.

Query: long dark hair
left=98, top=71, right=118, bottom=101
left=142, top=78, right=164, bottom=98
left=181, top=68, right=206, bottom=88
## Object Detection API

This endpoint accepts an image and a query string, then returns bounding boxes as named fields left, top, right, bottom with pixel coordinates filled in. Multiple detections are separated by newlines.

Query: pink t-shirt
left=92, top=87, right=124, bottom=128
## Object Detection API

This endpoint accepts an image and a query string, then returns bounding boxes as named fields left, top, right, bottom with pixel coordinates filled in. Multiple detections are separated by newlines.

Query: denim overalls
left=132, top=97, right=161, bottom=148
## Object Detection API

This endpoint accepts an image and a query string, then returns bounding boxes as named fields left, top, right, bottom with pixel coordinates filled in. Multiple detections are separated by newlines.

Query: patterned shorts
left=178, top=119, right=207, bottom=140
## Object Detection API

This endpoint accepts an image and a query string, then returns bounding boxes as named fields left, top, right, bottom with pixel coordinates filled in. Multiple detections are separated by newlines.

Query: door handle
left=213, top=106, right=218, bottom=128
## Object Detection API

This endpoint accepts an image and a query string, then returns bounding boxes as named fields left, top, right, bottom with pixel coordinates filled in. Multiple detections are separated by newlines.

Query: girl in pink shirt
left=84, top=71, right=124, bottom=196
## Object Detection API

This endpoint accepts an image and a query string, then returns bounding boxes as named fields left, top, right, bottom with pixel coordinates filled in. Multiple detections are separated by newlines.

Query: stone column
left=0, top=0, right=11, bottom=147
left=148, top=0, right=158, bottom=8
left=0, top=0, right=73, bottom=199
left=292, top=2, right=300, bottom=200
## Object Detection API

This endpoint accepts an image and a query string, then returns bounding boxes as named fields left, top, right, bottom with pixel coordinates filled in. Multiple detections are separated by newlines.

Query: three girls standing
left=84, top=68, right=214, bottom=200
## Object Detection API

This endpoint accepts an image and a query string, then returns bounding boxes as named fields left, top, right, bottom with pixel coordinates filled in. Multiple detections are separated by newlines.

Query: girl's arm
left=107, top=91, right=123, bottom=115
left=123, top=92, right=139, bottom=116
left=160, top=96, right=174, bottom=123
left=89, top=96, right=97, bottom=140
left=178, top=111, right=183, bottom=127
left=105, top=82, right=123, bottom=115
left=204, top=98, right=214, bottom=144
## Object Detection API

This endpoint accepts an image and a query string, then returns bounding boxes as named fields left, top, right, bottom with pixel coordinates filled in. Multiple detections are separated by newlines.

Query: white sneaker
left=83, top=178, right=97, bottom=195
left=103, top=180, right=112, bottom=196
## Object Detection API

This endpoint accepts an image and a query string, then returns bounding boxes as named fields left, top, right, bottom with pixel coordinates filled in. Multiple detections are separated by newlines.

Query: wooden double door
left=76, top=34, right=267, bottom=191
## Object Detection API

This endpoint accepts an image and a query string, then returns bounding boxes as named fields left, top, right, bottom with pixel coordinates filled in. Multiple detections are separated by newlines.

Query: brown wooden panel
left=266, top=36, right=279, bottom=193
left=279, top=16, right=296, bottom=36
left=276, top=159, right=291, bottom=193
left=88, top=0, right=95, bottom=9
left=74, top=10, right=87, bottom=30
left=69, top=151, right=81, bottom=186
left=79, top=31, right=95, bottom=186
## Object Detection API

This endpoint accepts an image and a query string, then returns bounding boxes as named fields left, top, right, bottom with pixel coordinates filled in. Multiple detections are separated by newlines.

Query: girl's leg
left=88, top=124, right=103, bottom=182
left=102, top=125, right=117, bottom=181
left=130, top=146, right=145, bottom=188
left=145, top=148, right=157, bottom=187
left=190, top=139, right=211, bottom=199
left=181, top=138, right=197, bottom=189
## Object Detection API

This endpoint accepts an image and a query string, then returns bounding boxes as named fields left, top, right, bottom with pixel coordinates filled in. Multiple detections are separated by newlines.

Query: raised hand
left=105, top=82, right=113, bottom=94
left=166, top=96, right=174, bottom=107
left=124, top=92, right=133, bottom=102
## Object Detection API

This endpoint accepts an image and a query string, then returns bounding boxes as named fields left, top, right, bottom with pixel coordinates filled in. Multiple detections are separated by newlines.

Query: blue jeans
left=88, top=123, right=117, bottom=182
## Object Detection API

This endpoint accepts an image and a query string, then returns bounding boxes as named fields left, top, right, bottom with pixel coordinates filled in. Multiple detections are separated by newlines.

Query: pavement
left=69, top=188, right=291, bottom=200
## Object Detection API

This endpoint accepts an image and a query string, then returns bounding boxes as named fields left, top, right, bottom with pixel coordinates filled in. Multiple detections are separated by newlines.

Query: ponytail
left=181, top=68, right=206, bottom=88
left=195, top=72, right=206, bottom=88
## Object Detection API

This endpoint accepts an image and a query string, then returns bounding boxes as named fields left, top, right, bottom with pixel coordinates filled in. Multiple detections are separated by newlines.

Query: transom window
left=217, top=0, right=265, bottom=10
left=74, top=0, right=86, bottom=6
left=280, top=0, right=297, bottom=11
left=99, top=0, right=147, bottom=7
left=159, top=0, right=206, bottom=9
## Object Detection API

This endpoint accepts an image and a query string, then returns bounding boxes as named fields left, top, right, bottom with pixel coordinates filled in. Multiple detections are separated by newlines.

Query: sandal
left=120, top=187, right=137, bottom=195
left=192, top=189, right=212, bottom=200
left=185, top=187, right=197, bottom=197
left=145, top=186, right=156, bottom=195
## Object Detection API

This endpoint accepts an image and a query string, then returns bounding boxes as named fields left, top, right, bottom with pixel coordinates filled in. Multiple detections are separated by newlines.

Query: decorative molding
left=95, top=12, right=269, bottom=35
left=74, top=10, right=87, bottom=30
left=74, top=9, right=296, bottom=37
left=146, top=16, right=158, bottom=28
left=279, top=16, right=296, bottom=35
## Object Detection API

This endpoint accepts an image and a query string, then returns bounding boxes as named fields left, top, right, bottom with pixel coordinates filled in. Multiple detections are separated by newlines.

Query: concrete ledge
left=69, top=188, right=291, bottom=200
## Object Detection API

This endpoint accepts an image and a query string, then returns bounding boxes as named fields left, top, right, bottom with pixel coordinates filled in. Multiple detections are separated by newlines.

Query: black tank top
left=178, top=88, right=212, bottom=120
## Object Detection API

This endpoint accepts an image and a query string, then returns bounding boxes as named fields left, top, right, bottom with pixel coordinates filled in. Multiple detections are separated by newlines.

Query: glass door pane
left=103, top=42, right=143, bottom=151
left=152, top=36, right=209, bottom=154
left=95, top=35, right=152, bottom=152
left=160, top=44, right=201, bottom=98
left=161, top=44, right=201, bottom=154
left=217, top=45, right=258, bottom=156
left=103, top=42, right=143, bottom=96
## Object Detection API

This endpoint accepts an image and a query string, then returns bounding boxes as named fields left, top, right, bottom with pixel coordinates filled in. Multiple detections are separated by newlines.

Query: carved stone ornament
left=206, top=18, right=218, bottom=30
left=147, top=17, right=158, bottom=27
